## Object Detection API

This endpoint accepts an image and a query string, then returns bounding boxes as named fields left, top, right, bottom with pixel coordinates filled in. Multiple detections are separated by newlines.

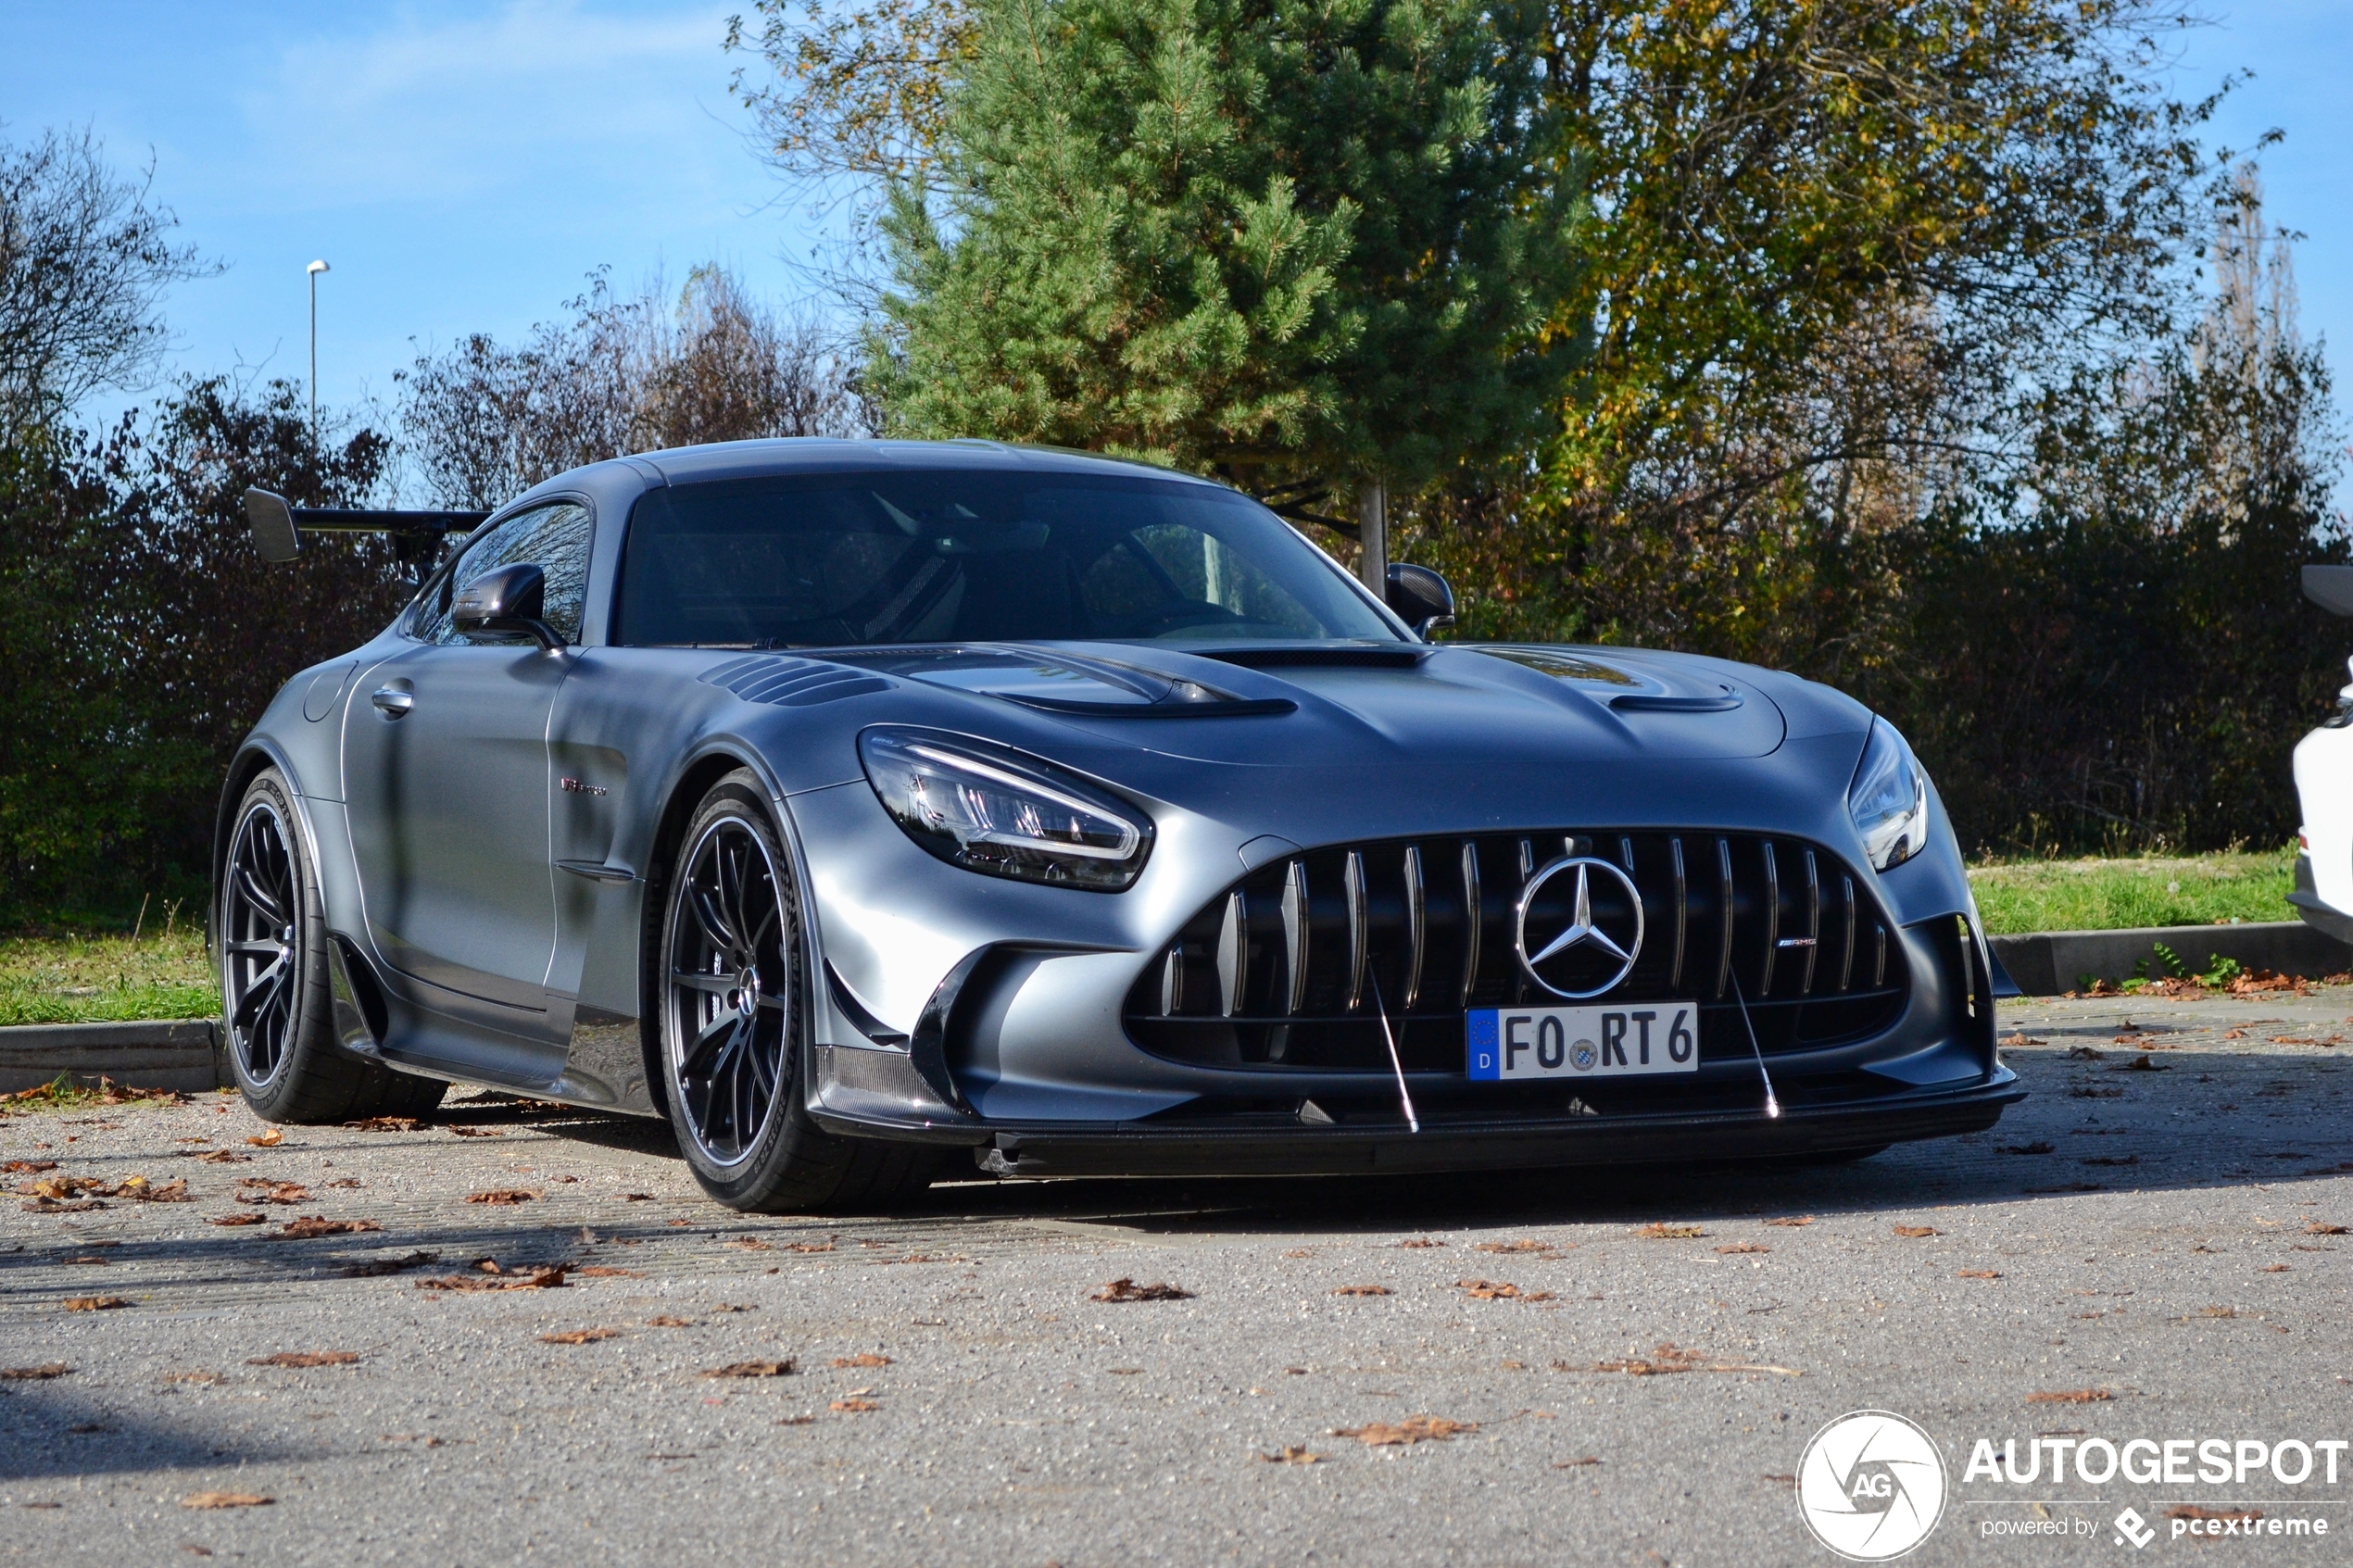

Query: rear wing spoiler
left=2304, top=565, right=2353, bottom=617
left=243, top=487, right=488, bottom=565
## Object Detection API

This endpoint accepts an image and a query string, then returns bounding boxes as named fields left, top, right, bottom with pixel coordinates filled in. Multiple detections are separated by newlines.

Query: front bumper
left=808, top=1036, right=2023, bottom=1177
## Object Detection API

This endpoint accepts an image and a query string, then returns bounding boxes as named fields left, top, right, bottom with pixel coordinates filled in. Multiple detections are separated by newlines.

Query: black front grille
left=1123, top=830, right=1908, bottom=1073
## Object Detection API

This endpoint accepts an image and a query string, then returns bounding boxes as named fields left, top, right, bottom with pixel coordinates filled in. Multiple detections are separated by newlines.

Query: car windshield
left=612, top=468, right=1400, bottom=647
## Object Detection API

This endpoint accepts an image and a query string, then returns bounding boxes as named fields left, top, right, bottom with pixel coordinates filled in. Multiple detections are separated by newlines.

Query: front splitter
left=962, top=1072, right=2023, bottom=1178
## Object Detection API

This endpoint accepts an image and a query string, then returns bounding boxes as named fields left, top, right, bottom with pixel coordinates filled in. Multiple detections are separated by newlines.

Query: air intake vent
left=1126, top=830, right=1907, bottom=1073
left=698, top=656, right=893, bottom=707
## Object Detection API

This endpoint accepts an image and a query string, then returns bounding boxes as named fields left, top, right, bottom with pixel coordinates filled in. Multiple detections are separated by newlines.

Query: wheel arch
left=211, top=739, right=323, bottom=952
left=635, top=742, right=827, bottom=1121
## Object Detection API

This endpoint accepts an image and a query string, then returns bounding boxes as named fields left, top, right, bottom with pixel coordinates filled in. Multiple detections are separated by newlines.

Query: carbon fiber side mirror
left=453, top=562, right=563, bottom=651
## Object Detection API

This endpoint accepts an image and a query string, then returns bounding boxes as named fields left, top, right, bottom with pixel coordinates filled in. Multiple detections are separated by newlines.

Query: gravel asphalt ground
left=6, top=989, right=2352, bottom=1566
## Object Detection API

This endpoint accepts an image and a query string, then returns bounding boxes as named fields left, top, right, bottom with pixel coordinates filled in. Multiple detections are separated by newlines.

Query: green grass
left=1966, top=847, right=2297, bottom=935
left=0, top=925, right=219, bottom=1026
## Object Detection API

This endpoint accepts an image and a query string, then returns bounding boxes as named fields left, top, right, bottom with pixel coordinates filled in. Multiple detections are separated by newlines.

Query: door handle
left=371, top=686, right=414, bottom=718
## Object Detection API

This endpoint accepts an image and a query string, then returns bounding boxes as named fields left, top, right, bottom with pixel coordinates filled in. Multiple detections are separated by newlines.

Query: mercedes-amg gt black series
left=219, top=440, right=2021, bottom=1210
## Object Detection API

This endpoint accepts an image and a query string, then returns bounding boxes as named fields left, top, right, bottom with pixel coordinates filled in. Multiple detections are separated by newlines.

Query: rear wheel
left=220, top=769, right=446, bottom=1123
left=657, top=770, right=934, bottom=1212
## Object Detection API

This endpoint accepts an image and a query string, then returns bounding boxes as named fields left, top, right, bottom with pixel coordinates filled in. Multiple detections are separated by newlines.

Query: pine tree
left=864, top=0, right=1583, bottom=581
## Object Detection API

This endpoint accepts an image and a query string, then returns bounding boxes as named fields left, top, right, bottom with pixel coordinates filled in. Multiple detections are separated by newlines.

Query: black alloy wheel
left=222, top=794, right=302, bottom=1085
left=654, top=770, right=938, bottom=1212
left=664, top=813, right=794, bottom=1167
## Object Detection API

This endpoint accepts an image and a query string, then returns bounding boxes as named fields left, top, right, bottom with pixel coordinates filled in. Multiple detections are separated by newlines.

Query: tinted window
left=613, top=470, right=1396, bottom=647
left=412, top=501, right=594, bottom=646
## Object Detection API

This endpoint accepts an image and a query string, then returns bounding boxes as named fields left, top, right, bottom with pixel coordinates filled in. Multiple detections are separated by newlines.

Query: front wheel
left=220, top=768, right=445, bottom=1123
left=656, top=770, right=934, bottom=1211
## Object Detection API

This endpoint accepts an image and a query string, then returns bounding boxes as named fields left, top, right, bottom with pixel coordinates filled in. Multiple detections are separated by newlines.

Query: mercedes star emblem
left=1514, top=857, right=1645, bottom=999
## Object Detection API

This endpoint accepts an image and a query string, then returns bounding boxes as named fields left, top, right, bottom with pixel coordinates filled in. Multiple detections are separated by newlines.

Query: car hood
left=833, top=640, right=1789, bottom=766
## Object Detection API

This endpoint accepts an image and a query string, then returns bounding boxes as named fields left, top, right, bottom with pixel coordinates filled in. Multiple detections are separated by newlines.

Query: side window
left=412, top=502, right=594, bottom=646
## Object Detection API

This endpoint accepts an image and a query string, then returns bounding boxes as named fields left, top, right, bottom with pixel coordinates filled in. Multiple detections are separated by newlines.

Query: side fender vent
left=698, top=656, right=894, bottom=708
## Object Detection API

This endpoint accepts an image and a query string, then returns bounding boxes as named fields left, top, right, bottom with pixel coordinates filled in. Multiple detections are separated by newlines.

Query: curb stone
left=1988, top=920, right=2353, bottom=997
left=0, top=1018, right=225, bottom=1094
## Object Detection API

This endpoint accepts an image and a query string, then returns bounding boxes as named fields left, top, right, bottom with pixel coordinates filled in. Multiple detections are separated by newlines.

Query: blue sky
left=3, top=0, right=2350, bottom=430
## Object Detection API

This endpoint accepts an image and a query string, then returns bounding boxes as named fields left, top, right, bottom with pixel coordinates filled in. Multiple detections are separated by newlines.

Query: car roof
left=618, top=437, right=1209, bottom=489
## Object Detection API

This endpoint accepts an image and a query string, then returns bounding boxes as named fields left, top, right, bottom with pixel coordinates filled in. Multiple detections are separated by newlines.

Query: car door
left=344, top=500, right=594, bottom=1017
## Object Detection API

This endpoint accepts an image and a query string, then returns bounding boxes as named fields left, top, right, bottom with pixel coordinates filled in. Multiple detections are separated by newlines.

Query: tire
left=220, top=769, right=447, bottom=1124
left=655, top=770, right=935, bottom=1213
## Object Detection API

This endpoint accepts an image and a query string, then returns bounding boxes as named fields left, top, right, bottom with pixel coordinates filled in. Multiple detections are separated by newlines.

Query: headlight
left=859, top=727, right=1154, bottom=890
left=1848, top=718, right=1929, bottom=872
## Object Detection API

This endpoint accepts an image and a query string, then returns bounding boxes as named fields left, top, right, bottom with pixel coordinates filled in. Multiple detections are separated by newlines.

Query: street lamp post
left=307, top=259, right=330, bottom=441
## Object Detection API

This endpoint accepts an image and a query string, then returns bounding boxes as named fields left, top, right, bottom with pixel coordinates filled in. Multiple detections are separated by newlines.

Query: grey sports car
left=220, top=440, right=2021, bottom=1210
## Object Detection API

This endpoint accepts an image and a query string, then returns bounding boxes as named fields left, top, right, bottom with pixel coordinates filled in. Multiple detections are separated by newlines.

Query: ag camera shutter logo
left=1796, top=1411, right=1948, bottom=1561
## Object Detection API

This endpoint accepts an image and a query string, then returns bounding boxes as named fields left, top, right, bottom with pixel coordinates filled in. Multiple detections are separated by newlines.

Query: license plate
left=1466, top=1003, right=1699, bottom=1080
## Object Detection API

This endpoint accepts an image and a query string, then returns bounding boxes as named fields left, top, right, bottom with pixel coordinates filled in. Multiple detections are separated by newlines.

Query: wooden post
left=1357, top=480, right=1387, bottom=599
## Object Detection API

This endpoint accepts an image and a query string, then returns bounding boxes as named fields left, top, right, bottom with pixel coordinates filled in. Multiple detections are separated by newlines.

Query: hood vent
left=699, top=655, right=893, bottom=707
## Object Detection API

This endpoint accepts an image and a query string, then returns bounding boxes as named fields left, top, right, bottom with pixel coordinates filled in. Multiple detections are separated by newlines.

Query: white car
left=2292, top=567, right=2353, bottom=943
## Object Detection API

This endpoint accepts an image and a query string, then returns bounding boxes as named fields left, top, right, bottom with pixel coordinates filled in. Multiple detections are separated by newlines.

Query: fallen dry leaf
left=2025, top=1389, right=2111, bottom=1404
left=447, top=1125, right=503, bottom=1138
left=323, top=1178, right=360, bottom=1189
left=1, top=1160, right=58, bottom=1173
left=235, top=1180, right=308, bottom=1205
left=346, top=1116, right=422, bottom=1132
left=1957, top=1270, right=2002, bottom=1280
left=1554, top=1456, right=1603, bottom=1468
left=1761, top=1216, right=1812, bottom=1228
left=1091, top=1278, right=1193, bottom=1302
left=1999, top=1142, right=2056, bottom=1156
left=541, top=1329, right=620, bottom=1346
left=1454, top=1278, right=1553, bottom=1301
left=1331, top=1285, right=1393, bottom=1297
left=724, top=1236, right=772, bottom=1250
left=183, top=1150, right=251, bottom=1164
left=782, top=1240, right=835, bottom=1253
left=1633, top=1223, right=1705, bottom=1239
left=701, top=1361, right=795, bottom=1378
left=466, top=1189, right=537, bottom=1206
left=0, top=1364, right=70, bottom=1380
left=274, top=1215, right=382, bottom=1239
left=2262, top=1264, right=2290, bottom=1273
left=830, top=1398, right=880, bottom=1411
left=414, top=1266, right=567, bottom=1292
left=1555, top=1342, right=1803, bottom=1377
left=180, top=1493, right=271, bottom=1510
left=1474, top=1239, right=1551, bottom=1254
left=1332, top=1415, right=1475, bottom=1446
left=1716, top=1243, right=1769, bottom=1256
left=1280, top=1248, right=1313, bottom=1259
left=646, top=1315, right=696, bottom=1327
left=1396, top=1237, right=1448, bottom=1248
left=1259, top=1446, right=1324, bottom=1464
left=61, top=1297, right=127, bottom=1311
left=2306, top=1222, right=2349, bottom=1236
left=245, top=1351, right=359, bottom=1368
left=832, top=1353, right=890, bottom=1368
left=209, top=1211, right=267, bottom=1227
left=244, top=1128, right=283, bottom=1148
left=1892, top=1225, right=1941, bottom=1238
